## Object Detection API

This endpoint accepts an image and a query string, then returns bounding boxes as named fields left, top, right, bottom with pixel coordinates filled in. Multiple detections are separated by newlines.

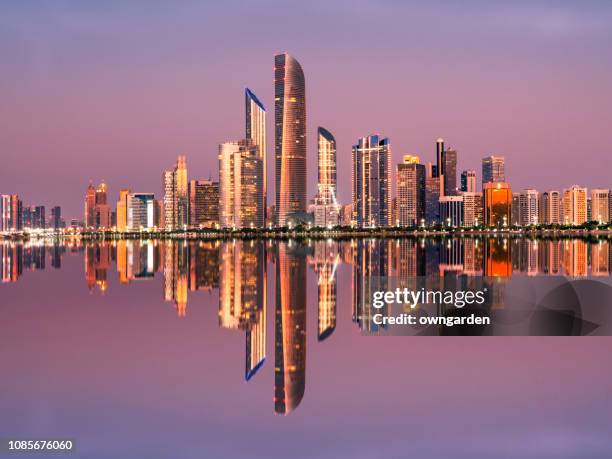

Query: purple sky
left=1, top=1, right=612, bottom=218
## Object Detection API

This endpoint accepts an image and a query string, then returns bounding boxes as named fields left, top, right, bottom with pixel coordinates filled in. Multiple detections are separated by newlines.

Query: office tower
left=351, top=135, right=392, bottom=228
left=442, top=148, right=457, bottom=196
left=512, top=193, right=520, bottom=225
left=482, top=156, right=505, bottom=184
left=0, top=195, right=22, bottom=231
left=435, top=138, right=444, bottom=178
left=245, top=88, right=267, bottom=226
left=219, top=139, right=264, bottom=229
left=563, top=186, right=587, bottom=225
left=591, top=189, right=610, bottom=224
left=116, top=189, right=130, bottom=232
left=154, top=200, right=164, bottom=229
left=163, top=155, right=188, bottom=231
left=461, top=170, right=477, bottom=193
left=274, top=53, right=306, bottom=226
left=126, top=193, right=155, bottom=230
left=462, top=192, right=483, bottom=227
left=540, top=191, right=561, bottom=225
left=51, top=206, right=61, bottom=230
left=313, top=127, right=339, bottom=227
left=519, top=189, right=539, bottom=226
left=483, top=182, right=512, bottom=227
left=31, top=206, right=45, bottom=229
left=439, top=196, right=464, bottom=227
left=274, top=242, right=306, bottom=415
left=396, top=155, right=425, bottom=227
left=22, top=206, right=33, bottom=228
left=84, top=183, right=96, bottom=228
left=425, top=162, right=441, bottom=225
left=83, top=181, right=111, bottom=229
left=188, top=179, right=220, bottom=228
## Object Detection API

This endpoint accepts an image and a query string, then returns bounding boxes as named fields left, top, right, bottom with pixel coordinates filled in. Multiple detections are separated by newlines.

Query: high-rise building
left=519, top=189, right=539, bottom=226
left=461, top=170, right=477, bottom=193
left=482, top=156, right=505, bottom=184
left=425, top=163, right=441, bottom=225
left=317, top=127, right=337, bottom=205
left=94, top=182, right=111, bottom=229
left=435, top=138, right=444, bottom=178
left=32, top=206, right=45, bottom=229
left=351, top=135, right=392, bottom=228
left=127, top=193, right=155, bottom=230
left=512, top=193, right=520, bottom=225
left=189, top=179, right=220, bottom=228
left=51, top=206, right=62, bottom=230
left=163, top=156, right=188, bottom=230
left=563, top=185, right=587, bottom=225
left=116, top=189, right=130, bottom=232
left=540, top=191, right=561, bottom=225
left=0, top=195, right=22, bottom=232
left=245, top=88, right=267, bottom=226
left=483, top=182, right=512, bottom=227
left=591, top=189, right=610, bottom=224
left=439, top=196, right=464, bottom=227
left=442, top=148, right=457, bottom=196
left=396, top=155, right=425, bottom=227
left=462, top=192, right=483, bottom=227
left=219, top=139, right=264, bottom=229
left=84, top=183, right=96, bottom=229
left=274, top=53, right=306, bottom=226
left=313, top=127, right=339, bottom=227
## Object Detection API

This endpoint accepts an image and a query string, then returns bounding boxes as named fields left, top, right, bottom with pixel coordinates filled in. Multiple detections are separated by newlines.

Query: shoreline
left=2, top=227, right=612, bottom=242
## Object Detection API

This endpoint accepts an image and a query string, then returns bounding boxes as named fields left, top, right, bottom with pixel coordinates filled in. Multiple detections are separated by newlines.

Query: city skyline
left=2, top=2, right=612, bottom=218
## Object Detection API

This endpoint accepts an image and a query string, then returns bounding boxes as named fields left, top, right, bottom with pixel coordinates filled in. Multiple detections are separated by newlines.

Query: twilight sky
left=1, top=0, right=612, bottom=218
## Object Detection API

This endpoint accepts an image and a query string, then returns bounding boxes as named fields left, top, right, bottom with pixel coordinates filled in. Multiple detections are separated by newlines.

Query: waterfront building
left=483, top=182, right=512, bottom=227
left=163, top=156, right=188, bottom=231
left=461, top=170, right=477, bottom=193
left=563, top=185, right=587, bottom=225
left=396, top=155, right=425, bottom=227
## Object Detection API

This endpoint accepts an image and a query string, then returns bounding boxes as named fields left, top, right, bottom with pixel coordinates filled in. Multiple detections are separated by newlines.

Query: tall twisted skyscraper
left=274, top=53, right=306, bottom=226
left=245, top=88, right=266, bottom=225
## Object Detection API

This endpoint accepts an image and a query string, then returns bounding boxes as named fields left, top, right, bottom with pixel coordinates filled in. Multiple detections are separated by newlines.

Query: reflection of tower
left=463, top=238, right=483, bottom=275
left=218, top=241, right=267, bottom=380
left=591, top=241, right=610, bottom=276
left=539, top=240, right=561, bottom=275
left=1, top=244, right=23, bottom=283
left=311, top=241, right=338, bottom=341
left=352, top=239, right=391, bottom=332
left=188, top=241, right=220, bottom=291
left=163, top=241, right=188, bottom=316
left=563, top=239, right=588, bottom=278
left=484, top=238, right=512, bottom=277
left=274, top=242, right=306, bottom=415
left=84, top=243, right=110, bottom=292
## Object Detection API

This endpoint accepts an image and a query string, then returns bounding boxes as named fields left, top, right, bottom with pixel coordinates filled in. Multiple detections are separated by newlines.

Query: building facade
left=127, top=193, right=155, bottom=230
left=246, top=88, right=267, bottom=226
left=163, top=156, right=188, bottom=231
left=519, top=189, right=539, bottom=226
left=540, top=191, right=561, bottom=225
left=591, top=189, right=610, bottom=224
left=563, top=186, right=587, bottom=225
left=189, top=179, right=219, bottom=228
left=482, top=156, right=505, bottom=184
left=483, top=182, right=512, bottom=227
left=460, top=170, right=477, bottom=193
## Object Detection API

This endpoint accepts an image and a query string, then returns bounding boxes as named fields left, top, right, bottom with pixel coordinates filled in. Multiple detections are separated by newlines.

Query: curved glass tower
left=317, top=127, right=337, bottom=205
left=274, top=53, right=306, bottom=227
left=245, top=88, right=266, bottom=225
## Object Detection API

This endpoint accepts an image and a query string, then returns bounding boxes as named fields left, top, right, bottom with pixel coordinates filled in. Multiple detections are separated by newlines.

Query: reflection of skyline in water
left=1, top=237, right=611, bottom=414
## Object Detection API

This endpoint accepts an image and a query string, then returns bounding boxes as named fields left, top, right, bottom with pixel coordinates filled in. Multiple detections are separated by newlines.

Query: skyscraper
left=460, top=170, right=477, bottom=193
left=435, top=138, right=444, bottom=178
left=274, top=53, right=306, bottom=226
left=563, top=185, right=587, bottom=225
left=540, top=191, right=561, bottom=225
left=189, top=179, right=219, bottom=228
left=245, top=88, right=267, bottom=226
left=163, top=156, right=188, bottom=231
left=84, top=183, right=96, bottom=229
left=425, top=163, right=441, bottom=225
left=482, top=156, right=505, bottom=184
left=313, top=127, right=339, bottom=227
left=462, top=192, right=483, bottom=227
left=0, top=195, right=22, bottom=231
left=591, top=189, right=610, bottom=224
left=219, top=139, right=264, bottom=229
left=351, top=135, right=392, bottom=228
left=519, top=189, right=539, bottom=226
left=51, top=206, right=62, bottom=230
left=94, top=182, right=111, bottom=229
left=116, top=189, right=130, bottom=232
left=127, top=193, right=155, bottom=230
left=442, top=148, right=458, bottom=196
left=483, top=182, right=512, bottom=227
left=396, top=155, right=425, bottom=227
